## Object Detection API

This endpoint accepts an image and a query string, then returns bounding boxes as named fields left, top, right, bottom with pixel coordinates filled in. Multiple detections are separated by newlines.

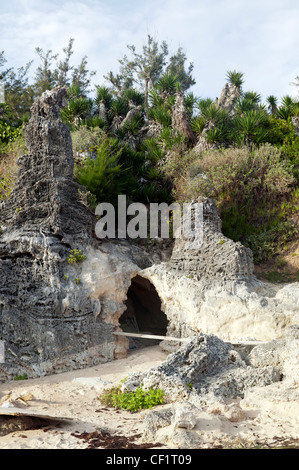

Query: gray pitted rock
left=137, top=197, right=299, bottom=347
left=169, top=197, right=254, bottom=281
left=0, top=87, right=140, bottom=380
left=121, top=334, right=281, bottom=403
left=171, top=91, right=196, bottom=144
left=0, top=86, right=92, bottom=242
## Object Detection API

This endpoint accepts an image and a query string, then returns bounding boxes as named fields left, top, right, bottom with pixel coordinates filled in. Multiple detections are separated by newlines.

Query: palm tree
left=61, top=96, right=93, bottom=128
left=155, top=73, right=180, bottom=96
left=234, top=97, right=256, bottom=115
left=96, top=86, right=113, bottom=109
left=233, top=109, right=270, bottom=148
left=243, top=91, right=261, bottom=104
left=226, top=70, right=244, bottom=89
left=266, top=95, right=278, bottom=115
left=277, top=95, right=295, bottom=120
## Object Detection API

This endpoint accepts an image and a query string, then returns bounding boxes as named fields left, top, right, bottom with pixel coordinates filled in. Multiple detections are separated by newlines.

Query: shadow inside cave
left=119, top=275, right=169, bottom=349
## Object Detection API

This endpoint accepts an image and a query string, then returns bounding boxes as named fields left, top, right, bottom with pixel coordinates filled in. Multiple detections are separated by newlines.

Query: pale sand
left=0, top=345, right=298, bottom=449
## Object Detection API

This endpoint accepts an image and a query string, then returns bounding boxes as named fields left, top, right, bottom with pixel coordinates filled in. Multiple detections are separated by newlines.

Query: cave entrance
left=119, top=275, right=168, bottom=348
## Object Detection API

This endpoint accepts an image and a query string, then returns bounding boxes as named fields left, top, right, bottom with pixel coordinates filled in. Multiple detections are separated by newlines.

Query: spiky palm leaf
left=111, top=97, right=129, bottom=117
left=196, top=98, right=213, bottom=114
left=146, top=166, right=163, bottom=180
left=148, top=105, right=172, bottom=127
left=122, top=113, right=144, bottom=135
left=233, top=110, right=270, bottom=146
left=184, top=92, right=197, bottom=117
left=148, top=88, right=164, bottom=107
left=266, top=95, right=278, bottom=114
left=277, top=106, right=293, bottom=120
left=61, top=96, right=93, bottom=128
left=243, top=91, right=261, bottom=104
left=155, top=73, right=180, bottom=95
left=226, top=70, right=244, bottom=88
left=205, top=124, right=230, bottom=144
left=235, top=97, right=256, bottom=115
left=201, top=103, right=231, bottom=124
left=281, top=95, right=294, bottom=108
left=191, top=115, right=206, bottom=135
left=82, top=115, right=106, bottom=129
left=276, top=95, right=295, bottom=120
left=96, top=86, right=113, bottom=108
left=159, top=127, right=186, bottom=149
left=122, top=88, right=145, bottom=106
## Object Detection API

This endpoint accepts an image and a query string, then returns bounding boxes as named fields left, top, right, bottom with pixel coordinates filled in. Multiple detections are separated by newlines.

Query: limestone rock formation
left=171, top=91, right=196, bottom=144
left=0, top=87, right=92, bottom=242
left=121, top=334, right=281, bottom=403
left=0, top=87, right=143, bottom=380
left=215, top=82, right=241, bottom=112
left=292, top=116, right=299, bottom=137
left=0, top=85, right=298, bottom=392
left=123, top=328, right=298, bottom=449
left=136, top=198, right=299, bottom=346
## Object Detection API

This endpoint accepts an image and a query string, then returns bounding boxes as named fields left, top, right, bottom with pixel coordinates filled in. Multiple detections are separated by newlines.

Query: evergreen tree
left=34, top=38, right=95, bottom=96
left=166, top=47, right=195, bottom=92
left=104, top=36, right=196, bottom=116
left=105, top=35, right=168, bottom=115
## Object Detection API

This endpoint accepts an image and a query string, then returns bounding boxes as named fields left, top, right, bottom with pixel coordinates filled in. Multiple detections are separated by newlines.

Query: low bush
left=71, top=125, right=105, bottom=155
left=66, top=249, right=87, bottom=264
left=100, top=384, right=165, bottom=412
left=0, top=133, right=27, bottom=200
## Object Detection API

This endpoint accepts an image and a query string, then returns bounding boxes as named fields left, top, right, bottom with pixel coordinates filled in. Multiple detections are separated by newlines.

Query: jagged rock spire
left=0, top=86, right=92, bottom=242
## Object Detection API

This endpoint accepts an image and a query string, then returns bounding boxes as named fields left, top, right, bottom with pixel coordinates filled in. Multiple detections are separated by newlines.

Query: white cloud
left=0, top=0, right=299, bottom=101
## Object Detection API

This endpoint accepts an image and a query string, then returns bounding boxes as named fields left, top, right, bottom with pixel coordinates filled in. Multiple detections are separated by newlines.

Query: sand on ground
left=0, top=345, right=298, bottom=450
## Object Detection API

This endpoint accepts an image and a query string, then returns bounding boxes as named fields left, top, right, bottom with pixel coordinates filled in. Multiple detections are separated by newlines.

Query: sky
left=1, top=0, right=299, bottom=103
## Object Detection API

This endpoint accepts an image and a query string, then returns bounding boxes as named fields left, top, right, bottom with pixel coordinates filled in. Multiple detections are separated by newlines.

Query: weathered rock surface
left=215, top=82, right=241, bottom=112
left=121, top=334, right=281, bottom=403
left=131, top=329, right=299, bottom=449
left=137, top=198, right=299, bottom=346
left=0, top=87, right=143, bottom=380
left=171, top=91, right=196, bottom=144
left=0, top=87, right=92, bottom=242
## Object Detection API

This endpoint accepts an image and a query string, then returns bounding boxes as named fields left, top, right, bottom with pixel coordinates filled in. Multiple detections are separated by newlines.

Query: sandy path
left=0, top=346, right=169, bottom=449
left=0, top=345, right=298, bottom=450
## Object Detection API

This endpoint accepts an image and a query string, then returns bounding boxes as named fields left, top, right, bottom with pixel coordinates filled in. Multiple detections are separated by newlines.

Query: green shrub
left=186, top=144, right=294, bottom=204
left=0, top=121, right=22, bottom=144
left=14, top=374, right=28, bottom=381
left=67, top=249, right=87, bottom=264
left=75, top=138, right=126, bottom=205
left=100, top=384, right=165, bottom=412
left=164, top=144, right=297, bottom=263
left=71, top=125, right=105, bottom=154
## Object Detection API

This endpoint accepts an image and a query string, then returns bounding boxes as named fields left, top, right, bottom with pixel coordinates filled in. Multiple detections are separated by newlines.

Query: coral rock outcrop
left=0, top=87, right=140, bottom=380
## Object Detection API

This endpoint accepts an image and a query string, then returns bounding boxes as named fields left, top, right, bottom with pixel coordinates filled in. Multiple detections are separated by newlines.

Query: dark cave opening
left=119, top=275, right=168, bottom=348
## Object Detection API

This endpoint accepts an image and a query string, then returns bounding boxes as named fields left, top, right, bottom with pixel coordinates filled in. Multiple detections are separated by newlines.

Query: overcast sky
left=1, top=0, right=299, bottom=102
